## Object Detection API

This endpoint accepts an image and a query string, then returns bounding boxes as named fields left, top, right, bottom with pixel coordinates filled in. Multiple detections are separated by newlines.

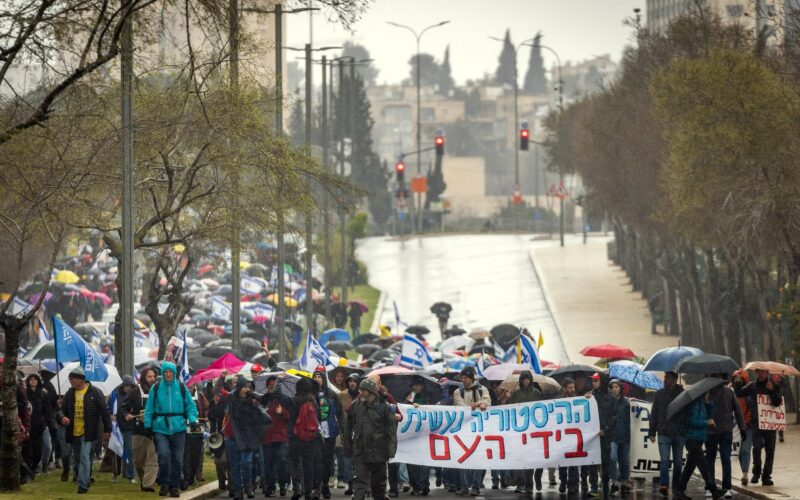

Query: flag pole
left=52, top=315, right=62, bottom=397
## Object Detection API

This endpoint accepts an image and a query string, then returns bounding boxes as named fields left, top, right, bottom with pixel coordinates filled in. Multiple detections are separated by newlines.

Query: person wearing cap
left=110, top=375, right=138, bottom=483
left=453, top=366, right=491, bottom=497
left=608, top=379, right=631, bottom=494
left=312, top=365, right=344, bottom=500
left=343, top=377, right=397, bottom=500
left=648, top=371, right=685, bottom=496
left=144, top=361, right=199, bottom=497
left=56, top=366, right=112, bottom=495
left=337, top=373, right=361, bottom=495
left=405, top=376, right=437, bottom=496
left=737, top=368, right=782, bottom=486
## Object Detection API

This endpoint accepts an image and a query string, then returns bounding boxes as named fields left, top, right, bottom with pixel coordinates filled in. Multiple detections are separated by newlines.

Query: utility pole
left=275, top=2, right=287, bottom=361
left=304, top=43, right=314, bottom=335
left=338, top=59, right=347, bottom=305
left=321, top=56, right=332, bottom=323
left=229, top=0, right=241, bottom=352
left=119, top=0, right=134, bottom=377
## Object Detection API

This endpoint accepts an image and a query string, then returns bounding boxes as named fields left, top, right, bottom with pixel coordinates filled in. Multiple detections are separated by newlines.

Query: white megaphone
left=208, top=432, right=224, bottom=450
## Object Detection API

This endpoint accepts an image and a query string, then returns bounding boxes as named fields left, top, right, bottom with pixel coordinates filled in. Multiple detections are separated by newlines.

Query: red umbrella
left=348, top=300, right=368, bottom=313
left=580, top=343, right=636, bottom=359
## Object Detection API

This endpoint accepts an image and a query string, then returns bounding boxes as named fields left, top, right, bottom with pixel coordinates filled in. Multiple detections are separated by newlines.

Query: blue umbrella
left=642, top=346, right=704, bottom=372
left=609, top=361, right=664, bottom=390
left=319, top=328, right=350, bottom=346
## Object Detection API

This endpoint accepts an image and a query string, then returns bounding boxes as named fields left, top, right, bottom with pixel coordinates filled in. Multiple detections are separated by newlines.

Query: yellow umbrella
left=240, top=261, right=251, bottom=270
left=54, top=270, right=80, bottom=284
left=173, top=243, right=186, bottom=253
left=286, top=368, right=312, bottom=378
left=267, top=294, right=298, bottom=308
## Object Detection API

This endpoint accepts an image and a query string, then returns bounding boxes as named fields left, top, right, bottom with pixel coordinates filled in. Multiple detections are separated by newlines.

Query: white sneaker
left=705, top=491, right=712, bottom=498
left=724, top=491, right=732, bottom=499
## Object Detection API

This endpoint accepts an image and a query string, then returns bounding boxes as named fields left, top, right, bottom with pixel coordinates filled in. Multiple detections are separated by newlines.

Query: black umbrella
left=369, top=349, right=394, bottom=362
left=202, top=346, right=236, bottom=358
left=443, top=326, right=466, bottom=339
left=355, top=343, right=382, bottom=356
left=327, top=340, right=354, bottom=352
left=667, top=378, right=726, bottom=419
left=207, top=338, right=233, bottom=347
left=353, top=333, right=380, bottom=346
left=187, top=328, right=211, bottom=338
left=381, top=373, right=442, bottom=404
left=406, top=325, right=430, bottom=336
left=430, top=302, right=452, bottom=316
left=490, top=324, right=519, bottom=348
left=389, top=341, right=403, bottom=352
left=193, top=332, right=219, bottom=346
left=548, top=364, right=601, bottom=381
left=674, top=353, right=739, bottom=375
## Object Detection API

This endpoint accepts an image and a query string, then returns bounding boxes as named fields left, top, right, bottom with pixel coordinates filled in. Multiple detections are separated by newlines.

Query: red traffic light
left=435, top=136, right=444, bottom=146
left=395, top=161, right=405, bottom=172
left=520, top=129, right=529, bottom=139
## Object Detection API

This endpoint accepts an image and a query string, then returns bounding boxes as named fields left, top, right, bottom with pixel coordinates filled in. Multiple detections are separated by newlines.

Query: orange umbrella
left=743, top=361, right=800, bottom=376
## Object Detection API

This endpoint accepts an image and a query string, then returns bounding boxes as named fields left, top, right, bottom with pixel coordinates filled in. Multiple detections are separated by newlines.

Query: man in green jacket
left=343, top=378, right=397, bottom=500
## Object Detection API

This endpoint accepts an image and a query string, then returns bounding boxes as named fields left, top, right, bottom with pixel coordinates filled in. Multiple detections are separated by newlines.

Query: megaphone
left=208, top=432, right=224, bottom=450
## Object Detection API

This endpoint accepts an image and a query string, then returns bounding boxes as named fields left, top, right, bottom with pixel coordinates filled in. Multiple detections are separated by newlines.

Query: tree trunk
left=0, top=319, right=25, bottom=491
left=705, top=248, right=725, bottom=354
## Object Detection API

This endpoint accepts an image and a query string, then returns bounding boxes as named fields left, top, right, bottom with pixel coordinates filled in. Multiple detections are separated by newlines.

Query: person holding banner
left=558, top=378, right=580, bottom=494
left=453, top=366, right=491, bottom=497
left=648, top=371, right=685, bottom=496
left=507, top=371, right=544, bottom=494
left=342, top=377, right=398, bottom=500
left=608, top=379, right=631, bottom=495
left=312, top=366, right=343, bottom=500
left=404, top=376, right=438, bottom=496
left=737, top=368, right=782, bottom=486
left=584, top=373, right=615, bottom=499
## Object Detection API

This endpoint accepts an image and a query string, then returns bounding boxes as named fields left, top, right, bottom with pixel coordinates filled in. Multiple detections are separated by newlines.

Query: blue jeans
left=263, top=441, right=289, bottom=491
left=153, top=432, right=185, bottom=490
left=610, top=441, right=630, bottom=483
left=460, top=469, right=482, bottom=490
left=70, top=436, right=93, bottom=490
left=705, top=431, right=733, bottom=490
left=58, top=426, right=72, bottom=474
left=335, top=446, right=353, bottom=482
left=739, top=429, right=752, bottom=474
left=657, top=434, right=685, bottom=489
left=121, top=431, right=135, bottom=479
left=226, top=437, right=253, bottom=494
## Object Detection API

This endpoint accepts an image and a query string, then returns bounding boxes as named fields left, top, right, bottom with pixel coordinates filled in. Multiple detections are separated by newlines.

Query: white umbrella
left=439, top=334, right=474, bottom=354
left=134, top=346, right=155, bottom=366
left=55, top=362, right=123, bottom=396
left=482, top=363, right=531, bottom=381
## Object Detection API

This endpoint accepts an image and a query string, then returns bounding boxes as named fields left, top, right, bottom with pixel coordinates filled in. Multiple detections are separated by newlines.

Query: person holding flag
left=108, top=376, right=137, bottom=483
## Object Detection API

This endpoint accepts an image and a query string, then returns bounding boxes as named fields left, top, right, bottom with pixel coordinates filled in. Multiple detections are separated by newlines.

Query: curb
left=528, top=248, right=573, bottom=365
left=722, top=480, right=795, bottom=500
left=180, top=482, right=219, bottom=500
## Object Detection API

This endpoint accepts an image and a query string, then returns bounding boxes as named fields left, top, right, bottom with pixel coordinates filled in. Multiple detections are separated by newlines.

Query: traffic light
left=520, top=124, right=530, bottom=151
left=435, top=135, right=445, bottom=157
left=395, top=160, right=406, bottom=184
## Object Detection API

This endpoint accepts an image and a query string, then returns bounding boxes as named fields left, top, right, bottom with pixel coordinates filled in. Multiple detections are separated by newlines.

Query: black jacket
left=115, top=388, right=138, bottom=433
left=25, top=381, right=52, bottom=435
left=57, top=383, right=112, bottom=442
left=230, top=392, right=271, bottom=452
left=593, top=388, right=617, bottom=440
left=708, top=385, right=744, bottom=435
left=649, top=384, right=684, bottom=438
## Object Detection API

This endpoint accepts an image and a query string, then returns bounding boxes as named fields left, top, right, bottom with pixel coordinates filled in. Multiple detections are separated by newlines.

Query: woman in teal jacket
left=675, top=393, right=724, bottom=500
left=143, top=361, right=199, bottom=497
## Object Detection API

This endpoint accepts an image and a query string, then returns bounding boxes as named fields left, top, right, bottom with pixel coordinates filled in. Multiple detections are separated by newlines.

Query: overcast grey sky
left=287, top=0, right=644, bottom=85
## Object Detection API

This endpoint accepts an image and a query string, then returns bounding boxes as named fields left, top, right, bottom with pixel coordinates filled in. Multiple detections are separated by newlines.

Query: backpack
left=150, top=380, right=188, bottom=425
left=294, top=400, right=319, bottom=441
left=459, top=386, right=485, bottom=402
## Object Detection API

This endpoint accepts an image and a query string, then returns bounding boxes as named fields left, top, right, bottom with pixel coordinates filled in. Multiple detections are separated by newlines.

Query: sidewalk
left=533, top=236, right=800, bottom=499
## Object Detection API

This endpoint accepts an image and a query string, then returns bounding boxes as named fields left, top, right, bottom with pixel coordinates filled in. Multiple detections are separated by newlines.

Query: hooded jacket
left=611, top=393, right=631, bottom=443
left=683, top=398, right=714, bottom=442
left=25, top=374, right=52, bottom=435
left=144, top=361, right=198, bottom=435
left=229, top=380, right=271, bottom=451
left=507, top=371, right=544, bottom=404
left=343, top=393, right=397, bottom=462
left=592, top=382, right=618, bottom=440
left=313, top=369, right=343, bottom=439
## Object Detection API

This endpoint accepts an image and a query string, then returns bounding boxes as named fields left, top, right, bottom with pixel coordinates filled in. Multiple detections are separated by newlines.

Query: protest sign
left=392, top=396, right=601, bottom=470
left=757, top=394, right=786, bottom=431
left=629, top=399, right=661, bottom=477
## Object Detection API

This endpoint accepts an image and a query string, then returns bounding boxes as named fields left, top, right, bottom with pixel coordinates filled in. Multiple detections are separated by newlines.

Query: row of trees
left=0, top=0, right=368, bottom=490
left=544, top=9, right=800, bottom=365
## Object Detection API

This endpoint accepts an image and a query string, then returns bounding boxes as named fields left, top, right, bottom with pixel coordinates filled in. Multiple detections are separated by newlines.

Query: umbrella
left=608, top=361, right=664, bottom=390
left=267, top=294, right=298, bottom=308
left=207, top=338, right=233, bottom=348
left=369, top=365, right=412, bottom=376
left=327, top=341, right=354, bottom=353
left=53, top=270, right=81, bottom=284
left=55, top=362, right=122, bottom=396
left=355, top=343, right=382, bottom=356
left=642, top=346, right=704, bottom=372
left=443, top=326, right=466, bottom=338
left=27, top=291, right=53, bottom=305
left=468, top=329, right=492, bottom=340
left=482, top=363, right=530, bottom=381
left=353, top=333, right=380, bottom=346
left=580, top=343, right=636, bottom=359
left=381, top=373, right=442, bottom=404
left=319, top=328, right=350, bottom=345
left=499, top=373, right=562, bottom=395
left=22, top=341, right=56, bottom=361
left=675, top=353, right=739, bottom=375
left=405, top=325, right=430, bottom=336
left=92, top=292, right=112, bottom=306
left=743, top=361, right=800, bottom=376
left=430, top=302, right=452, bottom=316
left=200, top=278, right=220, bottom=289
left=368, top=349, right=395, bottom=362
left=490, top=324, right=519, bottom=348
left=134, top=347, right=156, bottom=367
left=194, top=332, right=219, bottom=346
left=439, top=334, right=474, bottom=354
left=548, top=364, right=601, bottom=381
left=348, top=300, right=368, bottom=313
left=667, top=378, right=726, bottom=420
left=202, top=346, right=236, bottom=358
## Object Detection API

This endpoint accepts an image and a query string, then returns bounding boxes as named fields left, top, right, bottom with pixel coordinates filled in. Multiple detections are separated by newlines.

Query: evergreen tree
left=438, top=45, right=455, bottom=96
left=342, top=41, right=379, bottom=86
left=523, top=33, right=549, bottom=94
left=496, top=29, right=516, bottom=87
left=409, top=53, right=441, bottom=86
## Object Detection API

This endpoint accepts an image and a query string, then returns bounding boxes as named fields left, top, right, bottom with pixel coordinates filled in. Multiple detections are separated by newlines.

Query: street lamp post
left=387, top=20, right=450, bottom=234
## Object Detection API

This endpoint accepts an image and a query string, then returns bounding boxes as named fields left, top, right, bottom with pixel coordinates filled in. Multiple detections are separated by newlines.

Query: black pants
left=407, top=464, right=430, bottom=492
left=560, top=466, right=579, bottom=490
left=388, top=462, right=399, bottom=493
left=212, top=446, right=228, bottom=486
left=752, top=429, right=777, bottom=481
left=22, top=431, right=44, bottom=475
left=515, top=469, right=542, bottom=490
left=183, top=435, right=204, bottom=486
left=320, top=437, right=337, bottom=491
left=679, top=438, right=714, bottom=492
left=289, top=437, right=321, bottom=497
left=353, top=460, right=387, bottom=500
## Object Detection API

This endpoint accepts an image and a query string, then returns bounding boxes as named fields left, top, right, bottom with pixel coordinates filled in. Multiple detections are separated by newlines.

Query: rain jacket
left=230, top=391, right=271, bottom=452
left=592, top=385, right=618, bottom=440
left=25, top=374, right=53, bottom=435
left=144, top=361, right=198, bottom=435
left=708, top=384, right=744, bottom=435
left=343, top=394, right=397, bottom=462
left=314, top=370, right=343, bottom=439
left=611, top=395, right=631, bottom=444
left=648, top=383, right=684, bottom=438
left=507, top=371, right=544, bottom=404
left=684, top=398, right=714, bottom=442
left=453, top=381, right=492, bottom=408
left=57, top=382, right=111, bottom=443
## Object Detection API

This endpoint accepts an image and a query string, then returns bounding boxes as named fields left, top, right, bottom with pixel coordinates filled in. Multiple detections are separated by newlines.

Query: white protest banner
left=629, top=399, right=661, bottom=477
left=392, top=396, right=601, bottom=470
left=757, top=394, right=786, bottom=431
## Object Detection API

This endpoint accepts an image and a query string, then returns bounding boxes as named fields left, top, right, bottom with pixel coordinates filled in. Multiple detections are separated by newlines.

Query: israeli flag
left=9, top=297, right=32, bottom=317
left=400, top=334, right=433, bottom=369
left=517, top=334, right=543, bottom=374
left=211, top=297, right=232, bottom=321
left=180, top=329, right=190, bottom=384
left=134, top=330, right=153, bottom=348
left=393, top=301, right=407, bottom=328
left=241, top=275, right=263, bottom=295
left=298, top=330, right=339, bottom=372
left=476, top=353, right=486, bottom=377
left=107, top=390, right=126, bottom=460
left=38, top=319, right=51, bottom=343
left=243, top=302, right=274, bottom=319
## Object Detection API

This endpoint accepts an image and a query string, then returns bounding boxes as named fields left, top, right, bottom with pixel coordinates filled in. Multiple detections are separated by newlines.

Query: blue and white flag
left=243, top=302, right=274, bottom=320
left=38, top=318, right=51, bottom=343
left=53, top=316, right=109, bottom=382
left=180, top=329, right=190, bottom=384
left=8, top=297, right=32, bottom=317
left=107, top=390, right=126, bottom=460
left=241, top=275, right=263, bottom=295
left=393, top=301, right=408, bottom=328
left=517, top=334, right=543, bottom=374
left=134, top=330, right=153, bottom=348
left=298, top=330, right=339, bottom=372
left=400, top=334, right=433, bottom=369
left=211, top=297, right=232, bottom=321
left=476, top=353, right=486, bottom=377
